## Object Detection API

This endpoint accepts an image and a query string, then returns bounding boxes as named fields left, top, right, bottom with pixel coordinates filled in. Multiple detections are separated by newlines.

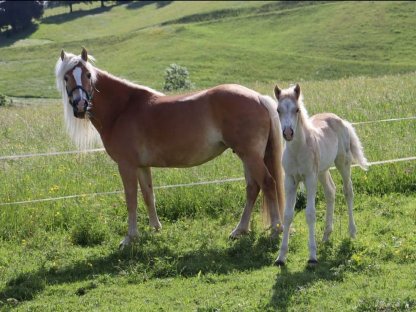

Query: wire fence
left=0, top=115, right=414, bottom=207
left=0, top=156, right=415, bottom=207
left=0, top=116, right=415, bottom=161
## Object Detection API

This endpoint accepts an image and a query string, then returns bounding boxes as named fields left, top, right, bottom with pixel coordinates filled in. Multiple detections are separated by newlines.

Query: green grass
left=1, top=73, right=415, bottom=311
left=0, top=1, right=416, bottom=311
left=1, top=1, right=416, bottom=97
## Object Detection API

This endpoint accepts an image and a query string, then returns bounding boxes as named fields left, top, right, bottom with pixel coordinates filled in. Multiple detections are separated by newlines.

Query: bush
left=0, top=93, right=9, bottom=107
left=163, top=63, right=194, bottom=91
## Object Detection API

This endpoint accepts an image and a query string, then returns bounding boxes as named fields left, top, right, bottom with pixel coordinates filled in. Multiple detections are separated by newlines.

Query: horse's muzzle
left=71, top=98, right=90, bottom=118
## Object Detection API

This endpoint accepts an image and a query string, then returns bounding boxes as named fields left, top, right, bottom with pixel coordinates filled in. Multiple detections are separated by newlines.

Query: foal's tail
left=346, top=121, right=369, bottom=170
left=259, top=95, right=285, bottom=228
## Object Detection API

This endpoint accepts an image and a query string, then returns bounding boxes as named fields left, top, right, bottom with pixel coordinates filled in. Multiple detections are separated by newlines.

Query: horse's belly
left=144, top=143, right=227, bottom=168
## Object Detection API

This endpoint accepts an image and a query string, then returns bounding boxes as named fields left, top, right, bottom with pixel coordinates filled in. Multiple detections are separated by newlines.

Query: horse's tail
left=259, top=95, right=285, bottom=229
left=345, top=121, right=369, bottom=170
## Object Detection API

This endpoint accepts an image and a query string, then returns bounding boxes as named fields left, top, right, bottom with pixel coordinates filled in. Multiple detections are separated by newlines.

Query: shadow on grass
left=267, top=239, right=357, bottom=311
left=0, top=24, right=38, bottom=48
left=0, top=231, right=279, bottom=303
left=41, top=5, right=113, bottom=25
left=126, top=1, right=172, bottom=10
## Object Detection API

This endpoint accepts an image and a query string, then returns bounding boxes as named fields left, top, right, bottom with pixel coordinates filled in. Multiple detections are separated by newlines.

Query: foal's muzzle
left=283, top=127, right=294, bottom=141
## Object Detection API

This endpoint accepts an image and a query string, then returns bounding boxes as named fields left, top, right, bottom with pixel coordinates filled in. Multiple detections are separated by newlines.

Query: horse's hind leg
left=230, top=164, right=260, bottom=238
left=318, top=170, right=336, bottom=242
left=238, top=155, right=281, bottom=235
left=138, top=167, right=162, bottom=231
left=335, top=158, right=357, bottom=238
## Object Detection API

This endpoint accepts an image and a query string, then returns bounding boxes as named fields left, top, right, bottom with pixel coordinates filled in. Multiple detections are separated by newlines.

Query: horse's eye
left=64, top=76, right=68, bottom=82
left=277, top=109, right=281, bottom=114
left=296, top=108, right=300, bottom=113
left=86, top=73, right=91, bottom=79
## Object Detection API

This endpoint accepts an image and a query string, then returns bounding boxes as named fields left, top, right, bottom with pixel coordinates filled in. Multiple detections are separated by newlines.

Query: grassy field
left=0, top=1, right=416, bottom=311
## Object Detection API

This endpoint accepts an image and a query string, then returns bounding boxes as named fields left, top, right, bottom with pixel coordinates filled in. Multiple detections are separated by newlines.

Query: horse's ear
left=274, top=85, right=281, bottom=99
left=61, top=50, right=66, bottom=61
left=294, top=84, right=301, bottom=99
left=81, top=47, right=88, bottom=62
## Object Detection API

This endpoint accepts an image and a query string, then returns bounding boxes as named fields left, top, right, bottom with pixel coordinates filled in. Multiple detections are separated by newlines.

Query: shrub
left=0, top=93, right=8, bottom=107
left=163, top=63, right=194, bottom=91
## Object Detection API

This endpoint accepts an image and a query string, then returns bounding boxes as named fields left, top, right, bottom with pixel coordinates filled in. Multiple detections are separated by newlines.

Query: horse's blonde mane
left=55, top=52, right=101, bottom=150
left=97, top=69, right=165, bottom=96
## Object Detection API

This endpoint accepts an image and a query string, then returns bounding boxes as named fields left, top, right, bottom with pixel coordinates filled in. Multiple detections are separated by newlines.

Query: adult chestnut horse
left=56, top=48, right=285, bottom=248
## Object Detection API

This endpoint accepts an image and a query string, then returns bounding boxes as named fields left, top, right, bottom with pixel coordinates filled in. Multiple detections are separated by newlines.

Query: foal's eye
left=277, top=109, right=281, bottom=114
left=86, top=72, right=91, bottom=79
left=64, top=76, right=68, bottom=82
left=296, top=108, right=300, bottom=113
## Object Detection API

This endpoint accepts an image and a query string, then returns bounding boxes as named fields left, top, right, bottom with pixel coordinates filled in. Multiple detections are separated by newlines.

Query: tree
left=0, top=1, right=44, bottom=33
left=56, top=1, right=93, bottom=13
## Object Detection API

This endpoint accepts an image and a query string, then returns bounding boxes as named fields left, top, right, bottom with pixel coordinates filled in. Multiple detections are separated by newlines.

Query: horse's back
left=114, top=84, right=272, bottom=167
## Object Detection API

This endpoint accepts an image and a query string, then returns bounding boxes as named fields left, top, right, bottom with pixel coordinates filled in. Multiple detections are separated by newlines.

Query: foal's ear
left=60, top=50, right=66, bottom=61
left=294, top=84, right=301, bottom=100
left=81, top=47, right=88, bottom=62
left=274, top=85, right=281, bottom=99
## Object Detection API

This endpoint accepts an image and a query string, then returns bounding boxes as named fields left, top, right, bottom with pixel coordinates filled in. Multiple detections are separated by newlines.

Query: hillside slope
left=0, top=1, right=415, bottom=97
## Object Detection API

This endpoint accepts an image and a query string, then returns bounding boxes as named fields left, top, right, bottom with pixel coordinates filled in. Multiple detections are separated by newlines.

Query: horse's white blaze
left=72, top=67, right=85, bottom=100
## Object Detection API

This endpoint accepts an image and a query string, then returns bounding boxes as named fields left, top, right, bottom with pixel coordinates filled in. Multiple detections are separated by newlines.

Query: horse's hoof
left=150, top=220, right=162, bottom=231
left=118, top=235, right=138, bottom=249
left=229, top=228, right=249, bottom=240
left=275, top=259, right=285, bottom=267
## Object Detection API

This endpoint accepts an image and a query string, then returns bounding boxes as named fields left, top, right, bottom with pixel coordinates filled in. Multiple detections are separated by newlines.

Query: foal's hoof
left=307, top=259, right=318, bottom=267
left=275, top=259, right=285, bottom=267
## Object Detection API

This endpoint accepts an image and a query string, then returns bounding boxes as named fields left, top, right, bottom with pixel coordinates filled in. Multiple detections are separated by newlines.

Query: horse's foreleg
left=275, top=175, right=298, bottom=266
left=318, top=171, right=336, bottom=242
left=229, top=164, right=260, bottom=238
left=118, top=162, right=139, bottom=248
left=138, top=167, right=162, bottom=231
left=305, top=174, right=318, bottom=264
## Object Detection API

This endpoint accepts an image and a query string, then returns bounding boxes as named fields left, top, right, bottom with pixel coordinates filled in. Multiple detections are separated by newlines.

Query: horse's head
left=60, top=48, right=94, bottom=119
left=274, top=84, right=302, bottom=141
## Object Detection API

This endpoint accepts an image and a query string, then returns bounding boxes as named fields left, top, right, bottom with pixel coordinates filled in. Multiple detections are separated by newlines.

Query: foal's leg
left=318, top=170, right=336, bottom=242
left=335, top=160, right=357, bottom=238
left=138, top=167, right=162, bottom=231
left=275, top=175, right=298, bottom=266
left=230, top=164, right=260, bottom=238
left=304, top=174, right=318, bottom=263
left=118, top=162, right=140, bottom=248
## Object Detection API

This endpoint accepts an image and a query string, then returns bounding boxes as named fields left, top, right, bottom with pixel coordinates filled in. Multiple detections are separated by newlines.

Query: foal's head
left=59, top=48, right=95, bottom=119
left=274, top=84, right=304, bottom=141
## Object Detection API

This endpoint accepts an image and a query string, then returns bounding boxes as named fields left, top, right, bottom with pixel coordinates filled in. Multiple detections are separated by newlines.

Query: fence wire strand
left=0, top=157, right=415, bottom=207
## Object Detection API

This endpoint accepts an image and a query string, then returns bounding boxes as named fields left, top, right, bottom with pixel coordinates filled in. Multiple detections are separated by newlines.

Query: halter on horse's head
left=60, top=48, right=95, bottom=118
